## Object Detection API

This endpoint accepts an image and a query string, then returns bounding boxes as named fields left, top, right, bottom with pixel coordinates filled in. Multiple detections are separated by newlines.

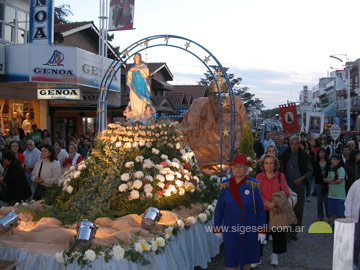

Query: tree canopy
left=54, top=4, right=73, bottom=24
left=198, top=65, right=264, bottom=112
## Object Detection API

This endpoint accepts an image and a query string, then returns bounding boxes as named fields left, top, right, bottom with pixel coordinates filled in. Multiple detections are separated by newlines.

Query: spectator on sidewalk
left=344, top=149, right=360, bottom=194
left=54, top=139, right=68, bottom=173
left=341, top=145, right=351, bottom=166
left=276, top=135, right=288, bottom=155
left=78, top=137, right=91, bottom=159
left=279, top=136, right=313, bottom=240
left=323, top=154, right=346, bottom=226
left=23, top=139, right=41, bottom=190
left=263, top=131, right=275, bottom=151
left=257, top=154, right=290, bottom=266
left=41, top=129, right=52, bottom=146
left=62, top=143, right=82, bottom=171
left=344, top=178, right=360, bottom=269
left=28, top=124, right=42, bottom=146
left=313, top=147, right=330, bottom=221
left=9, top=141, right=25, bottom=169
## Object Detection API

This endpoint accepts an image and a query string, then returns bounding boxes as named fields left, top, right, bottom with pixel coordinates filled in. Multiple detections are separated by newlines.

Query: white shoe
left=270, top=253, right=278, bottom=266
left=251, top=259, right=261, bottom=268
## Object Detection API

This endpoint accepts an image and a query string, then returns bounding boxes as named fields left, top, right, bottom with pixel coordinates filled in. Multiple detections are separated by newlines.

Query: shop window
left=4, top=5, right=15, bottom=24
left=55, top=118, right=76, bottom=146
left=17, top=10, right=26, bottom=29
left=4, top=24, right=14, bottom=42
left=0, top=99, right=35, bottom=136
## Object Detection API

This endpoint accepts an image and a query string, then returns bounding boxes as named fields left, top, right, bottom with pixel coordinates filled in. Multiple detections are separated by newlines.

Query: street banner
left=109, top=0, right=135, bottom=31
left=279, top=103, right=298, bottom=134
left=330, top=124, right=341, bottom=141
left=306, top=111, right=325, bottom=136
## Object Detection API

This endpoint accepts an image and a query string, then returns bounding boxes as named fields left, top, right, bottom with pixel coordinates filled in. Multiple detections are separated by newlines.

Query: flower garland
left=55, top=199, right=219, bottom=268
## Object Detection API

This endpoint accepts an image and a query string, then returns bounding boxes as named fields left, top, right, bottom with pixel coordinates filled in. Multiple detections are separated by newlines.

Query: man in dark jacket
left=0, top=150, right=32, bottom=204
left=279, top=136, right=313, bottom=240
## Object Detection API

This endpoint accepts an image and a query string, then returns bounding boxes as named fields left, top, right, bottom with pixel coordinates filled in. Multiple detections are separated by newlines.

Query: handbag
left=278, top=172, right=297, bottom=208
left=33, top=161, right=48, bottom=200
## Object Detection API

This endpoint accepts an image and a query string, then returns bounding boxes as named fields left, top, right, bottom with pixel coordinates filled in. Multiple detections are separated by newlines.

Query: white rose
left=121, top=173, right=130, bottom=181
left=66, top=185, right=73, bottom=194
left=124, top=142, right=132, bottom=148
left=175, top=172, right=182, bottom=179
left=198, top=213, right=207, bottom=223
left=177, top=219, right=184, bottom=229
left=139, top=140, right=146, bottom=147
left=115, top=141, right=122, bottom=147
left=145, top=142, right=152, bottom=148
left=172, top=158, right=180, bottom=164
left=154, top=164, right=164, bottom=170
left=145, top=192, right=153, bottom=198
left=78, top=164, right=86, bottom=171
left=166, top=174, right=175, bottom=181
left=132, top=180, right=143, bottom=189
left=143, top=163, right=152, bottom=169
left=84, top=249, right=96, bottom=261
left=180, top=149, right=186, bottom=155
left=144, top=183, right=153, bottom=193
left=193, top=176, right=200, bottom=183
left=118, top=184, right=128, bottom=192
left=125, top=161, right=134, bottom=168
left=166, top=160, right=172, bottom=166
left=132, top=142, right=139, bottom=148
left=175, top=142, right=181, bottom=149
left=152, top=148, right=160, bottom=155
left=179, top=188, right=185, bottom=196
left=73, top=171, right=81, bottom=179
left=161, top=154, right=168, bottom=160
left=55, top=252, right=65, bottom=263
left=112, top=245, right=125, bottom=261
left=175, top=180, right=184, bottom=187
left=186, top=216, right=197, bottom=224
left=156, top=175, right=165, bottom=182
left=134, top=171, right=144, bottom=179
left=171, top=162, right=180, bottom=169
left=207, top=205, right=215, bottom=212
left=145, top=175, right=153, bottom=182
left=70, top=166, right=76, bottom=171
left=157, top=182, right=165, bottom=189
left=164, top=227, right=173, bottom=239
left=130, top=190, right=140, bottom=200
left=135, top=156, right=144, bottom=163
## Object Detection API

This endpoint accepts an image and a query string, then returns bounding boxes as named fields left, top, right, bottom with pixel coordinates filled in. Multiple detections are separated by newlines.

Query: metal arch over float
left=97, top=34, right=237, bottom=165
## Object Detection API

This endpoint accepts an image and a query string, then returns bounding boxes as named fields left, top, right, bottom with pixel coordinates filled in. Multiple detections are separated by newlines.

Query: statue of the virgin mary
left=126, top=53, right=155, bottom=124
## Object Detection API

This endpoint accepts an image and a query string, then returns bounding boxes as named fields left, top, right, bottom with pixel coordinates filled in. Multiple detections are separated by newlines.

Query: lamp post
left=330, top=54, right=351, bottom=131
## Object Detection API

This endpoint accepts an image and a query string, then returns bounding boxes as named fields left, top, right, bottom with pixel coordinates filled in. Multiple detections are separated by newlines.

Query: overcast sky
left=55, top=0, right=360, bottom=109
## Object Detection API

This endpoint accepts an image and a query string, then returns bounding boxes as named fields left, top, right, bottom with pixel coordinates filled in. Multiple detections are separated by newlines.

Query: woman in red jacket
left=10, top=140, right=25, bottom=170
left=256, top=154, right=290, bottom=267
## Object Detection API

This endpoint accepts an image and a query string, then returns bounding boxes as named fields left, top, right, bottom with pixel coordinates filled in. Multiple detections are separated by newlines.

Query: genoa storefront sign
left=4, top=44, right=121, bottom=92
left=37, top=89, right=81, bottom=100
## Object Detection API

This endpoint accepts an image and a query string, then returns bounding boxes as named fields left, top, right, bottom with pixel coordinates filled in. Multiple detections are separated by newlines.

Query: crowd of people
left=0, top=125, right=95, bottom=205
left=214, top=129, right=360, bottom=269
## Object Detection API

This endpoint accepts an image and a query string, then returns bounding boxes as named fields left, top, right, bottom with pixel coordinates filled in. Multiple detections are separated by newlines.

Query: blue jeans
left=355, top=217, right=360, bottom=265
left=315, top=184, right=328, bottom=219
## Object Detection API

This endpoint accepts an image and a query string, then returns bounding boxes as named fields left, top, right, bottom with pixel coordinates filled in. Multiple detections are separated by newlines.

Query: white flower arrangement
left=152, top=148, right=160, bottom=155
left=164, top=227, right=173, bottom=239
left=144, top=184, right=153, bottom=193
left=139, top=140, right=146, bottom=147
left=177, top=219, right=184, bottom=229
left=55, top=252, right=65, bottom=263
left=70, top=166, right=76, bottom=171
left=129, top=190, right=140, bottom=200
left=84, top=249, right=96, bottom=261
left=156, top=175, right=165, bottom=182
left=132, top=142, right=139, bottom=148
left=124, top=142, right=132, bottom=148
left=78, top=164, right=86, bottom=171
left=111, top=245, right=125, bottom=261
left=135, top=156, right=144, bottom=163
left=118, top=184, right=128, bottom=192
left=165, top=174, right=175, bottom=181
left=134, top=171, right=144, bottom=179
left=125, top=161, right=134, bottom=168
left=73, top=171, right=81, bottom=179
left=121, top=173, right=130, bottom=181
left=66, top=185, right=73, bottom=194
left=145, top=142, right=152, bottom=148
left=175, top=180, right=184, bottom=187
left=145, top=175, right=153, bottom=182
left=160, top=154, right=168, bottom=160
left=115, top=141, right=122, bottom=148
left=132, top=180, right=143, bottom=189
left=134, top=240, right=151, bottom=253
left=157, top=182, right=165, bottom=189
left=186, top=216, right=197, bottom=225
left=154, top=164, right=164, bottom=170
left=145, top=192, right=153, bottom=198
left=175, top=172, right=182, bottom=179
left=151, top=237, right=165, bottom=252
left=198, top=213, right=207, bottom=223
left=179, top=188, right=185, bottom=196
left=171, top=162, right=180, bottom=169
left=175, top=142, right=181, bottom=149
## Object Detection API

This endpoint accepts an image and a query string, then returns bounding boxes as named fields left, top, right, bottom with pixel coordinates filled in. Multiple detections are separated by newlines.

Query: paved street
left=200, top=196, right=334, bottom=270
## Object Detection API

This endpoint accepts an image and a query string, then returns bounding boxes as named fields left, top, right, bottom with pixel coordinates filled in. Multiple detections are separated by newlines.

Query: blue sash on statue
left=132, top=71, right=151, bottom=103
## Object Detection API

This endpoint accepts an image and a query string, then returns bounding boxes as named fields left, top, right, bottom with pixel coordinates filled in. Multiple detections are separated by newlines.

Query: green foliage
left=238, top=122, right=256, bottom=160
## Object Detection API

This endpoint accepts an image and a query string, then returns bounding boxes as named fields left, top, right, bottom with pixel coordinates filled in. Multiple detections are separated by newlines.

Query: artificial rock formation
left=180, top=96, right=248, bottom=174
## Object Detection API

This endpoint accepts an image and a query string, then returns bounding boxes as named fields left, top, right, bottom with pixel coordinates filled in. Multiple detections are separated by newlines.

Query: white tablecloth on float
left=0, top=221, right=222, bottom=270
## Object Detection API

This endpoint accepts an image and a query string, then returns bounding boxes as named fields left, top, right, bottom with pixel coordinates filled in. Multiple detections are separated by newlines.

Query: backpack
left=278, top=172, right=297, bottom=208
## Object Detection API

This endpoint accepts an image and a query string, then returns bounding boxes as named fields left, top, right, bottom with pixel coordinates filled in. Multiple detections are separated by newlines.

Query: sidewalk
left=200, top=196, right=333, bottom=270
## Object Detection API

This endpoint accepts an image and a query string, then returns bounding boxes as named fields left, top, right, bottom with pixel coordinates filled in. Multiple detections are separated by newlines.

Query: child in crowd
left=323, top=154, right=346, bottom=226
